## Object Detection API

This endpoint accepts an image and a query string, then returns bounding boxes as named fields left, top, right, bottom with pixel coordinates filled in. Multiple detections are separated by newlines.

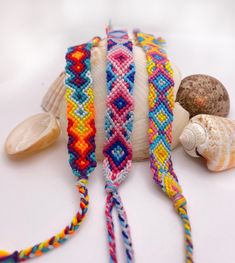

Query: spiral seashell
left=180, top=114, right=235, bottom=172
left=176, top=74, right=230, bottom=117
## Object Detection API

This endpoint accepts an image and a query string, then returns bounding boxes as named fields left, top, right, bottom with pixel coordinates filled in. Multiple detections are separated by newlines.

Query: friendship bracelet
left=0, top=37, right=100, bottom=263
left=66, top=37, right=100, bottom=179
left=103, top=29, right=135, bottom=262
left=135, top=31, right=194, bottom=262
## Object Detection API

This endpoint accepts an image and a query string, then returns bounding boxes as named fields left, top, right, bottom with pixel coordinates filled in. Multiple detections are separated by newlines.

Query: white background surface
left=0, top=0, right=235, bottom=262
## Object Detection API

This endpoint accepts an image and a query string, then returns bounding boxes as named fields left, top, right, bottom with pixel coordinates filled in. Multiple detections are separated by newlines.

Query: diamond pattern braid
left=66, top=38, right=100, bottom=178
left=136, top=31, right=194, bottom=263
left=103, top=29, right=135, bottom=263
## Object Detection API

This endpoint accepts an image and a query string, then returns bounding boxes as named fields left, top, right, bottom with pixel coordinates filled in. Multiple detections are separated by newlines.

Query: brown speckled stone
left=176, top=74, right=230, bottom=117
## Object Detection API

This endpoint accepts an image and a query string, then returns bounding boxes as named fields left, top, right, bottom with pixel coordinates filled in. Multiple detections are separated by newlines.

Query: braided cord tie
left=105, top=187, right=133, bottom=263
left=0, top=38, right=100, bottom=263
left=103, top=29, right=135, bottom=263
left=0, top=177, right=90, bottom=262
left=135, top=31, right=193, bottom=263
left=18, top=179, right=89, bottom=261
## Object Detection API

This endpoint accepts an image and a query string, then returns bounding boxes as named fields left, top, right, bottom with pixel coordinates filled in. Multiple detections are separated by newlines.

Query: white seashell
left=172, top=103, right=190, bottom=149
left=59, top=39, right=188, bottom=161
left=5, top=113, right=60, bottom=158
left=180, top=114, right=235, bottom=172
left=171, top=63, right=181, bottom=98
left=179, top=122, right=207, bottom=157
left=41, top=72, right=66, bottom=118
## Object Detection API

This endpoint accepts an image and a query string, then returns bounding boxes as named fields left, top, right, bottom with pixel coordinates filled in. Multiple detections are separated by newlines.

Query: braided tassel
left=103, top=29, right=136, bottom=262
left=105, top=187, right=134, bottom=263
left=0, top=180, right=89, bottom=262
left=136, top=31, right=194, bottom=262
left=173, top=193, right=193, bottom=262
left=105, top=193, right=117, bottom=262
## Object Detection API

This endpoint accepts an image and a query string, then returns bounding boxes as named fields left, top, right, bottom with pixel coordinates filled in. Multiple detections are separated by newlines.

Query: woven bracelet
left=0, top=36, right=100, bottom=263
left=103, top=28, right=136, bottom=263
left=135, top=30, right=194, bottom=263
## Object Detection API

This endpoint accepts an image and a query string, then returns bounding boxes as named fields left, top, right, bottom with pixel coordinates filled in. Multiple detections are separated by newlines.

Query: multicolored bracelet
left=135, top=30, right=194, bottom=262
left=0, top=37, right=100, bottom=263
left=103, top=28, right=135, bottom=262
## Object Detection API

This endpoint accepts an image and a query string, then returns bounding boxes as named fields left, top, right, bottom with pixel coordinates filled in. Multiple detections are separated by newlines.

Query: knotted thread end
left=76, top=176, right=89, bottom=188
left=105, top=181, right=118, bottom=193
